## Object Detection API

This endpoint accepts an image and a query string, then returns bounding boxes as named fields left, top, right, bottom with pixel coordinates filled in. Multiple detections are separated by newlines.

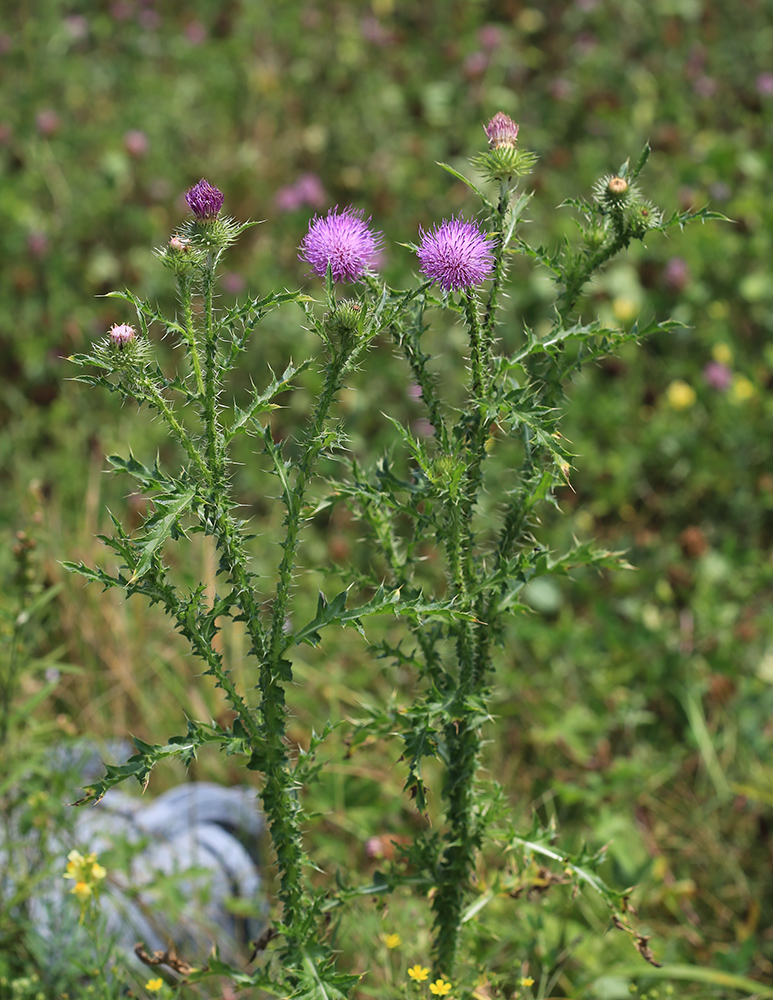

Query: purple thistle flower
left=299, top=206, right=382, bottom=283
left=416, top=217, right=496, bottom=292
left=185, top=178, right=224, bottom=221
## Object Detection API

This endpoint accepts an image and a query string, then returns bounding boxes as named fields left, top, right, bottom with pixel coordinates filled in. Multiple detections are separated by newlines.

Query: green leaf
left=607, top=965, right=773, bottom=997
left=227, top=358, right=314, bottom=443
left=289, top=586, right=477, bottom=649
left=436, top=161, right=490, bottom=204
left=290, top=949, right=362, bottom=1000
left=130, top=487, right=196, bottom=583
left=106, top=451, right=168, bottom=490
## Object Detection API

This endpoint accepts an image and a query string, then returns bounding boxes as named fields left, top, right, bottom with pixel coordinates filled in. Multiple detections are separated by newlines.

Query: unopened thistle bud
left=108, top=323, right=136, bottom=350
left=626, top=199, right=663, bottom=238
left=484, top=112, right=520, bottom=150
left=471, top=113, right=537, bottom=183
left=185, top=178, right=225, bottom=222
left=607, top=176, right=628, bottom=198
left=593, top=174, right=633, bottom=211
left=323, top=299, right=364, bottom=347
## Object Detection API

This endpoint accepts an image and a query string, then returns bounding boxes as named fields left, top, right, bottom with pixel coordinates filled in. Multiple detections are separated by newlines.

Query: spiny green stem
left=177, top=273, right=206, bottom=399
left=259, top=342, right=360, bottom=936
left=203, top=261, right=223, bottom=478
left=558, top=227, right=628, bottom=323
left=432, top=717, right=481, bottom=976
left=267, top=347, right=353, bottom=662
left=463, top=291, right=488, bottom=398
left=481, top=180, right=510, bottom=344
left=361, top=495, right=446, bottom=686
left=213, top=508, right=268, bottom=662
left=141, top=377, right=212, bottom=485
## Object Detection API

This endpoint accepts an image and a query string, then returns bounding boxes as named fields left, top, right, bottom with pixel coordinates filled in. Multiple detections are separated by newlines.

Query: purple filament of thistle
left=416, top=217, right=496, bottom=291
left=299, top=207, right=382, bottom=283
left=185, top=178, right=225, bottom=220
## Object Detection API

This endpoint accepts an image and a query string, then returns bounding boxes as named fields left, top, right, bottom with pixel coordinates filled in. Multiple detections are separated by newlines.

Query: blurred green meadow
left=2, top=0, right=773, bottom=996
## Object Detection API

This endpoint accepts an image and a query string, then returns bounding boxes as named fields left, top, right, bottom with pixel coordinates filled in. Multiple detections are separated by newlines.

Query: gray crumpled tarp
left=8, top=742, right=265, bottom=987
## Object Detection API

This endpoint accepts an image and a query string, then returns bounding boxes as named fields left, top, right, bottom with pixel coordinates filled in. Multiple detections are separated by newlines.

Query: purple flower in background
left=36, top=109, right=60, bottom=135
left=693, top=75, right=718, bottom=98
left=663, top=256, right=690, bottom=292
left=295, top=172, right=326, bottom=208
left=27, top=232, right=49, bottom=258
left=222, top=271, right=246, bottom=294
left=416, top=217, right=495, bottom=292
left=184, top=20, right=207, bottom=45
left=276, top=173, right=327, bottom=213
left=185, top=178, right=224, bottom=221
left=478, top=24, right=504, bottom=52
left=275, top=185, right=303, bottom=212
left=756, top=72, right=773, bottom=96
left=463, top=51, right=489, bottom=79
left=703, top=361, right=732, bottom=391
left=299, top=207, right=382, bottom=283
left=123, top=129, right=149, bottom=158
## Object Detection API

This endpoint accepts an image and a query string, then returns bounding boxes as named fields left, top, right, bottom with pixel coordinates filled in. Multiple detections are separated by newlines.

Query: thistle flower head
left=185, top=178, right=225, bottom=221
left=416, top=216, right=495, bottom=291
left=108, top=323, right=136, bottom=350
left=484, top=111, right=519, bottom=149
left=299, top=206, right=383, bottom=283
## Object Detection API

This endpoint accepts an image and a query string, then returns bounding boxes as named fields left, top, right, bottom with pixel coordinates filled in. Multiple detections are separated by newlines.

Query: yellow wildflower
left=64, top=849, right=106, bottom=885
left=70, top=881, right=92, bottom=903
left=711, top=341, right=732, bottom=364
left=430, top=980, right=453, bottom=996
left=665, top=379, right=696, bottom=410
left=520, top=978, right=535, bottom=988
left=384, top=932, right=402, bottom=949
left=63, top=849, right=106, bottom=923
left=730, top=374, right=755, bottom=403
left=408, top=966, right=430, bottom=983
left=612, top=297, right=638, bottom=323
left=145, top=980, right=164, bottom=993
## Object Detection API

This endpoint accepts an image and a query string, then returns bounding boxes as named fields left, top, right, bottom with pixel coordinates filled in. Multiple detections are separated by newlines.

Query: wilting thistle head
left=185, top=178, right=225, bottom=221
left=484, top=112, right=519, bottom=149
left=108, top=323, right=136, bottom=350
left=416, top=216, right=496, bottom=292
left=299, top=207, right=383, bottom=283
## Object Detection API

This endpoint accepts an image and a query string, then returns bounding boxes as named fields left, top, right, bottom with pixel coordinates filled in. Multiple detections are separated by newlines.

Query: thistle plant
left=67, top=122, right=722, bottom=994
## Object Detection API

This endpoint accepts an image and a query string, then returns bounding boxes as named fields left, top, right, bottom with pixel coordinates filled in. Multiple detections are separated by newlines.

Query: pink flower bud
left=109, top=323, right=136, bottom=349
left=484, top=112, right=519, bottom=149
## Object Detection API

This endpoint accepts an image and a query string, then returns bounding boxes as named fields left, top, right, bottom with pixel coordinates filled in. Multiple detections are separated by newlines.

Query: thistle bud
left=322, top=299, right=364, bottom=350
left=472, top=115, right=536, bottom=183
left=593, top=174, right=633, bottom=211
left=625, top=199, right=663, bottom=238
left=185, top=178, right=225, bottom=222
left=484, top=112, right=519, bottom=150
left=607, top=176, right=628, bottom=199
left=108, top=323, right=136, bottom=350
